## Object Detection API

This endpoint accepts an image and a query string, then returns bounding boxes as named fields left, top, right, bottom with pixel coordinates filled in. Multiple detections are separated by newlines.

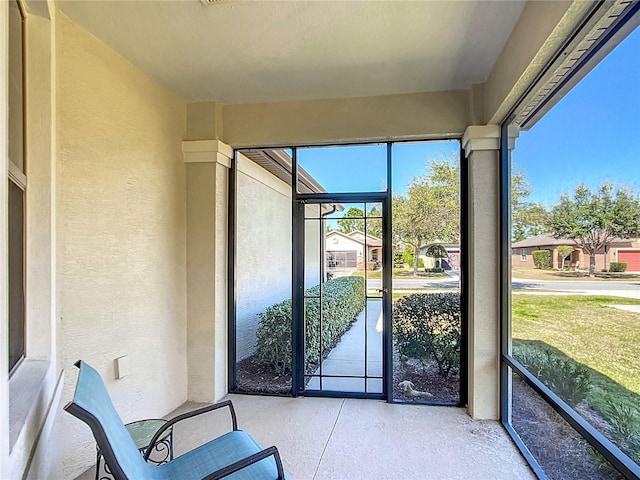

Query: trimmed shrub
left=402, top=251, right=414, bottom=266
left=610, top=262, right=628, bottom=273
left=255, top=276, right=365, bottom=374
left=513, top=344, right=591, bottom=407
left=393, top=293, right=461, bottom=378
left=532, top=249, right=551, bottom=269
left=424, top=267, right=444, bottom=273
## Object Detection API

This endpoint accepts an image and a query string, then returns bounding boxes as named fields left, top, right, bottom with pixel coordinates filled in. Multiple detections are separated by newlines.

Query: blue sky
left=298, top=141, right=459, bottom=196
left=513, top=25, right=640, bottom=206
left=298, top=25, right=639, bottom=206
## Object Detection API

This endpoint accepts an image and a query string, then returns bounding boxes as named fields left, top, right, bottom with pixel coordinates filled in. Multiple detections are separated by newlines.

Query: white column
left=184, top=140, right=231, bottom=402
left=462, top=125, right=501, bottom=420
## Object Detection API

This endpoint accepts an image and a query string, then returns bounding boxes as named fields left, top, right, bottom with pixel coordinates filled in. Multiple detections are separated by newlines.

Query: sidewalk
left=306, top=299, right=383, bottom=393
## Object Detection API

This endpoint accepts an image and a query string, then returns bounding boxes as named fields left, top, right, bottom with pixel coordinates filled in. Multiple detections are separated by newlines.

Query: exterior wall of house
left=51, top=12, right=188, bottom=479
left=236, top=154, right=292, bottom=360
left=326, top=234, right=365, bottom=259
left=235, top=153, right=322, bottom=361
left=512, top=241, right=640, bottom=272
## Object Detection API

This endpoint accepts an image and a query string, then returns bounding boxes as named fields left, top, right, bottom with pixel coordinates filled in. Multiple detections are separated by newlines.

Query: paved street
left=365, top=271, right=640, bottom=300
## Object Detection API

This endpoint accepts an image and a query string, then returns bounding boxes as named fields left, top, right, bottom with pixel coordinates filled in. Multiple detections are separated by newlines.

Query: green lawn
left=512, top=266, right=640, bottom=281
left=351, top=267, right=448, bottom=280
left=512, top=295, right=640, bottom=429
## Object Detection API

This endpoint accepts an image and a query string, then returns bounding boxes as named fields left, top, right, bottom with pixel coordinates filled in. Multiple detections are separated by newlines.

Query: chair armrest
left=201, top=445, right=285, bottom=480
left=143, top=400, right=238, bottom=461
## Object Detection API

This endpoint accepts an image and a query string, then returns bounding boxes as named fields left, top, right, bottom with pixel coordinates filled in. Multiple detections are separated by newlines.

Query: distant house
left=418, top=243, right=461, bottom=271
left=511, top=234, right=640, bottom=271
left=325, top=230, right=382, bottom=271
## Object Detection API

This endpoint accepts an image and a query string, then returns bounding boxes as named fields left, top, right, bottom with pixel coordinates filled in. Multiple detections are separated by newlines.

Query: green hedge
left=532, top=249, right=551, bottom=269
left=513, top=343, right=591, bottom=407
left=393, top=293, right=461, bottom=378
left=610, top=262, right=628, bottom=272
left=255, top=276, right=365, bottom=374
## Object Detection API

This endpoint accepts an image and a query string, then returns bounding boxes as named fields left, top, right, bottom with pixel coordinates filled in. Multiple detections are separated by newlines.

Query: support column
left=462, top=125, right=501, bottom=420
left=184, top=139, right=231, bottom=402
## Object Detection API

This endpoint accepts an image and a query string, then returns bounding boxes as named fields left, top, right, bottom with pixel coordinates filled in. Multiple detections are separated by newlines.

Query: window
left=502, top=5, right=640, bottom=478
left=520, top=249, right=527, bottom=261
left=8, top=0, right=25, bottom=375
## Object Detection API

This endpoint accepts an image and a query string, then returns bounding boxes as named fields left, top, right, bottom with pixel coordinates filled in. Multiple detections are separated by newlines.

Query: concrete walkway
left=306, top=300, right=383, bottom=394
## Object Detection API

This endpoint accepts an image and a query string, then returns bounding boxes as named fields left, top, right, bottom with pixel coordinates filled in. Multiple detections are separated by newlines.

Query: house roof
left=240, top=148, right=330, bottom=196
left=346, top=231, right=383, bottom=247
left=512, top=234, right=637, bottom=249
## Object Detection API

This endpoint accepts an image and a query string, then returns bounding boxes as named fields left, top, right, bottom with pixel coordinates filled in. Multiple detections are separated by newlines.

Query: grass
left=351, top=267, right=448, bottom=280
left=512, top=294, right=640, bottom=428
left=512, top=266, right=640, bottom=281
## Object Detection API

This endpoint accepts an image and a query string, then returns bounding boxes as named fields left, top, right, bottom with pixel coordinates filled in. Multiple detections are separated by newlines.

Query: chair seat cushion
left=154, top=430, right=283, bottom=480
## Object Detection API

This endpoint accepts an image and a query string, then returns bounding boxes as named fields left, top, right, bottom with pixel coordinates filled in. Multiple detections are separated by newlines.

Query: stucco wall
left=326, top=234, right=365, bottom=257
left=53, top=12, right=187, bottom=478
left=236, top=155, right=292, bottom=360
left=222, top=90, right=469, bottom=148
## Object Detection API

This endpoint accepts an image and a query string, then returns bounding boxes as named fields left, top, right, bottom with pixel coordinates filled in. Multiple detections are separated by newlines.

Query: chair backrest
left=64, top=360, right=154, bottom=480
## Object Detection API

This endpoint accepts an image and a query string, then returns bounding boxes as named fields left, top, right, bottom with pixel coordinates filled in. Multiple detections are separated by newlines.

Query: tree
left=336, top=207, right=364, bottom=234
left=425, top=244, right=448, bottom=269
left=393, top=156, right=460, bottom=275
left=548, top=183, right=640, bottom=277
left=556, top=245, right=573, bottom=270
left=511, top=169, right=550, bottom=242
left=336, top=206, right=383, bottom=239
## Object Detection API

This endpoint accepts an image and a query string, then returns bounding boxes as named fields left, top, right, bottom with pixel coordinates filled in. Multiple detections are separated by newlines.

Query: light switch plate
left=115, top=356, right=129, bottom=379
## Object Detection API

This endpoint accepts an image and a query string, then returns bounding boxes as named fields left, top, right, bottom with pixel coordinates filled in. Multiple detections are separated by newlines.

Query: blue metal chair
left=64, top=360, right=286, bottom=480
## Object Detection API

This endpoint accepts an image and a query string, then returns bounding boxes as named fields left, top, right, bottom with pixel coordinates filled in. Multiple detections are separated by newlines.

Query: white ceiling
left=58, top=0, right=526, bottom=104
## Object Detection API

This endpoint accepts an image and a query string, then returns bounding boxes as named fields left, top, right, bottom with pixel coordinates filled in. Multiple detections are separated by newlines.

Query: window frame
left=7, top=0, right=26, bottom=376
left=499, top=3, right=640, bottom=478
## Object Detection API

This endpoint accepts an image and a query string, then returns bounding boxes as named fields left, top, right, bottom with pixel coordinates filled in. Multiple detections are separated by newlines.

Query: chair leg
left=95, top=449, right=101, bottom=480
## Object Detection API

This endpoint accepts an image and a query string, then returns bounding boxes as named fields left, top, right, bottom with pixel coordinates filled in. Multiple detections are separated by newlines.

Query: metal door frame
left=291, top=145, right=393, bottom=399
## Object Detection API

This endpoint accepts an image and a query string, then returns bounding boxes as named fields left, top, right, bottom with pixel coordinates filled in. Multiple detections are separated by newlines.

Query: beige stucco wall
left=326, top=233, right=365, bottom=258
left=236, top=154, right=293, bottom=360
left=52, top=12, right=187, bottom=478
left=185, top=152, right=229, bottom=403
left=463, top=126, right=501, bottom=420
left=222, top=90, right=469, bottom=148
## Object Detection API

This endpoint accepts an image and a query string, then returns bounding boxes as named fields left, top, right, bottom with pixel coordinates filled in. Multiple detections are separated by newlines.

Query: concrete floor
left=77, top=394, right=535, bottom=480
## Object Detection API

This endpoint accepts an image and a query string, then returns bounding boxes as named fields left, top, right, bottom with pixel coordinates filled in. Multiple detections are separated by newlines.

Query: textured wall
left=236, top=156, right=292, bottom=360
left=467, top=146, right=500, bottom=420
left=223, top=90, right=469, bottom=148
left=54, top=12, right=187, bottom=478
left=185, top=158, right=229, bottom=403
left=235, top=154, right=322, bottom=361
